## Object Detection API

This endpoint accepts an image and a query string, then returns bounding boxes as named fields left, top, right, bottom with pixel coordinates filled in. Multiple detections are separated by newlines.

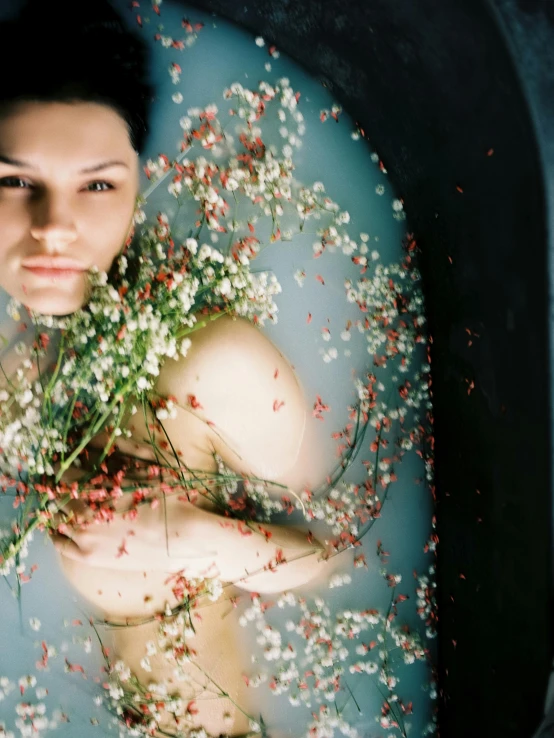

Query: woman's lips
left=22, top=266, right=84, bottom=279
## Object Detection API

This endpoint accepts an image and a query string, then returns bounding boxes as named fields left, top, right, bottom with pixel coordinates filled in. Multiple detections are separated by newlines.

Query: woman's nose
left=29, top=192, right=78, bottom=246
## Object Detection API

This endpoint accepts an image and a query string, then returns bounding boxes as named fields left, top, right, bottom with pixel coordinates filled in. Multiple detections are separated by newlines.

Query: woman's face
left=0, top=101, right=140, bottom=316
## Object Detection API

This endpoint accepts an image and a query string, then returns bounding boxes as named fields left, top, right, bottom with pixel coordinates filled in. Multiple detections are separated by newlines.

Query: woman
left=0, top=0, right=332, bottom=735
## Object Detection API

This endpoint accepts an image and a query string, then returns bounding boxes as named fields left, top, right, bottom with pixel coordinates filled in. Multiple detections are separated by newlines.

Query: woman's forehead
left=0, top=101, right=132, bottom=144
left=0, top=102, right=138, bottom=172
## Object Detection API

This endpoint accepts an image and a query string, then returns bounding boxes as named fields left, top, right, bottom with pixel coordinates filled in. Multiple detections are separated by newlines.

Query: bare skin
left=52, top=314, right=336, bottom=736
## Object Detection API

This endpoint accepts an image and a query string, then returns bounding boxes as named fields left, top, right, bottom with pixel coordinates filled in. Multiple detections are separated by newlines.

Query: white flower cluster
left=7, top=680, right=59, bottom=738
left=143, top=154, right=173, bottom=188
left=416, top=563, right=438, bottom=640
left=345, top=261, right=426, bottom=367
left=242, top=478, right=284, bottom=519
left=219, top=79, right=363, bottom=259
left=328, top=572, right=352, bottom=588
left=213, top=453, right=239, bottom=502
left=239, top=590, right=427, bottom=715
left=103, top=579, right=236, bottom=737
left=306, top=705, right=361, bottom=738
left=296, top=187, right=360, bottom=258
left=212, top=455, right=284, bottom=520
left=141, top=78, right=365, bottom=309
left=0, top=527, right=33, bottom=578
left=168, top=155, right=228, bottom=217
left=104, top=661, right=177, bottom=733
left=186, top=240, right=281, bottom=324
left=298, top=483, right=366, bottom=536
left=0, top=676, right=15, bottom=701
left=230, top=145, right=294, bottom=209
left=0, top=354, right=65, bottom=478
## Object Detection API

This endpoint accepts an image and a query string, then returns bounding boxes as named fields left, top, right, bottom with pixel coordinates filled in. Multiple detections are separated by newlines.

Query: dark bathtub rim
left=486, top=3, right=554, bottom=730
left=488, top=0, right=554, bottom=578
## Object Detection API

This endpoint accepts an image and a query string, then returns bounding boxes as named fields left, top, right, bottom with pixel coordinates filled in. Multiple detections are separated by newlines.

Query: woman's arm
left=51, top=498, right=329, bottom=593
left=152, top=314, right=333, bottom=591
left=153, top=313, right=307, bottom=480
left=52, top=314, right=333, bottom=592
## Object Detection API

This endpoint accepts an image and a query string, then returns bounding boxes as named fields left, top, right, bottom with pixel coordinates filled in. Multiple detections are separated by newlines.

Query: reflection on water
left=0, top=1, right=438, bottom=736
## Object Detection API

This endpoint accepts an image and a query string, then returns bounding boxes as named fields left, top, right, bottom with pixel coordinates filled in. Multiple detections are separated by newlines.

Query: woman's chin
left=23, top=295, right=84, bottom=317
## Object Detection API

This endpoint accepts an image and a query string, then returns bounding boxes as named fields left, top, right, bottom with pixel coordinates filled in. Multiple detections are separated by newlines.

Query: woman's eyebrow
left=0, top=154, right=129, bottom=174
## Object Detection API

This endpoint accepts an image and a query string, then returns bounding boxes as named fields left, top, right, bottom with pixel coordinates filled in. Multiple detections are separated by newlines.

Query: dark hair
left=0, top=0, right=155, bottom=155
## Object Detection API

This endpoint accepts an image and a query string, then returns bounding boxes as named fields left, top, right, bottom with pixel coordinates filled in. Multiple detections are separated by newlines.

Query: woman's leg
left=101, top=591, right=257, bottom=737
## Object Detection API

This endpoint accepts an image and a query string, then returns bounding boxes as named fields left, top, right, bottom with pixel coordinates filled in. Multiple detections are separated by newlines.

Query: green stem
left=61, top=392, right=79, bottom=445
left=90, top=399, right=133, bottom=471
left=146, top=398, right=220, bottom=507
left=377, top=592, right=407, bottom=737
left=174, top=307, right=230, bottom=340
left=2, top=492, right=72, bottom=562
left=191, top=660, right=260, bottom=725
left=42, top=332, right=66, bottom=400
left=140, top=148, right=193, bottom=201
left=54, top=377, right=138, bottom=482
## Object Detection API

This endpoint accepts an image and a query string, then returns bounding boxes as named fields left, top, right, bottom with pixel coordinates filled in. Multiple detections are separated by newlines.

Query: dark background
left=182, top=0, right=554, bottom=736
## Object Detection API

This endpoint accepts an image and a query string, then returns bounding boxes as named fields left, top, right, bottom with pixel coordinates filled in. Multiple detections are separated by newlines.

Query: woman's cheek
left=85, top=212, right=130, bottom=270
left=0, top=221, right=25, bottom=268
left=0, top=205, right=24, bottom=239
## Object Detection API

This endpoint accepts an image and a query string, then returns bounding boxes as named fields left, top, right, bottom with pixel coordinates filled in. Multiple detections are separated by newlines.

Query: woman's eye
left=0, top=176, right=30, bottom=189
left=0, top=177, right=114, bottom=192
left=86, top=181, right=115, bottom=192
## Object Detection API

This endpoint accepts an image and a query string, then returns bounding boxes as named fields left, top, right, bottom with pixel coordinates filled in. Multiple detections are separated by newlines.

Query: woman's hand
left=50, top=495, right=332, bottom=591
left=49, top=444, right=221, bottom=573
left=49, top=497, right=222, bottom=574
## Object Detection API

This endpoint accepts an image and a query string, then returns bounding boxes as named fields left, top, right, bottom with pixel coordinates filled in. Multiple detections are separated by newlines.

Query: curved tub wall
left=490, top=0, right=554, bottom=561
left=490, top=4, right=554, bottom=737
left=183, top=1, right=553, bottom=737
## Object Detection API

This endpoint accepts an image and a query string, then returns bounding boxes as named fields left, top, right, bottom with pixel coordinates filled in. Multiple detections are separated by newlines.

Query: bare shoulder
left=155, top=314, right=306, bottom=480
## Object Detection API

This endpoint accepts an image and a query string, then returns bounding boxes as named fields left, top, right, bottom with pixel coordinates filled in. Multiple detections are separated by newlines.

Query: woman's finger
left=49, top=531, right=88, bottom=562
